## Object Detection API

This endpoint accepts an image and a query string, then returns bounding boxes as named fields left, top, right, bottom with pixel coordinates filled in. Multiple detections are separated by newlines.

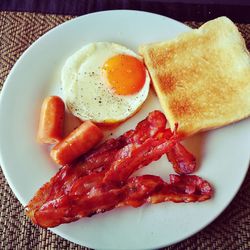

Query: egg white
left=61, top=42, right=150, bottom=123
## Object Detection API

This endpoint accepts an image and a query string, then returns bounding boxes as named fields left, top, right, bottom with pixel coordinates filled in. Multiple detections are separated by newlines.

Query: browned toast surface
left=139, top=17, right=250, bottom=137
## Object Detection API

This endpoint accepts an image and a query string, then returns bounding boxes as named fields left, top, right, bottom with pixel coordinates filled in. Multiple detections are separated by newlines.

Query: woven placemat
left=0, top=11, right=249, bottom=250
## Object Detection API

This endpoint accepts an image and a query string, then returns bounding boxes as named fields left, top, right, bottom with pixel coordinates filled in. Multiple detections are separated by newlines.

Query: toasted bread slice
left=139, top=17, right=250, bottom=137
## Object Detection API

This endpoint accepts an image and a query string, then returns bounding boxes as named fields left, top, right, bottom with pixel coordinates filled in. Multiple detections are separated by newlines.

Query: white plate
left=0, top=10, right=250, bottom=250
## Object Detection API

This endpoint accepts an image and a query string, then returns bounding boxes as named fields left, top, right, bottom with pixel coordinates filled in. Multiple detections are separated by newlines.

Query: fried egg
left=61, top=42, right=150, bottom=124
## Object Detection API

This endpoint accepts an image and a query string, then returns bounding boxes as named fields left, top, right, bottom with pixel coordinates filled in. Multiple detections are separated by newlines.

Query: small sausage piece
left=50, top=121, right=103, bottom=165
left=37, top=96, right=65, bottom=144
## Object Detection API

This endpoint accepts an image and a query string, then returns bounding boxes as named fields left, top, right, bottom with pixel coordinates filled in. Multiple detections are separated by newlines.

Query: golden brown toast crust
left=139, top=17, right=250, bottom=137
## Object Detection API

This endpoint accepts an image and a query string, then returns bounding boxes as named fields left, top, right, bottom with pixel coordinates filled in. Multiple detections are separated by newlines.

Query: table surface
left=0, top=2, right=250, bottom=250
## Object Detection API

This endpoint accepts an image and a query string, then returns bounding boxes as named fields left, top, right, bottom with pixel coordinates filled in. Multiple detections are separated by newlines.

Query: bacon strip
left=29, top=174, right=212, bottom=228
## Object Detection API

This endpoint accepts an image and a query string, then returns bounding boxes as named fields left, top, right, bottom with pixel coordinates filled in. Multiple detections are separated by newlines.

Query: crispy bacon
left=26, top=111, right=212, bottom=228
left=28, top=174, right=212, bottom=228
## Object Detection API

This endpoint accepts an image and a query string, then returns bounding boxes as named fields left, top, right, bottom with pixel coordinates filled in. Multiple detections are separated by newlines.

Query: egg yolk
left=102, top=54, right=146, bottom=95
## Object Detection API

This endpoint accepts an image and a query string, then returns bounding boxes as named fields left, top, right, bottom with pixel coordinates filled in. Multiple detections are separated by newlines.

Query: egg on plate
left=61, top=42, right=150, bottom=124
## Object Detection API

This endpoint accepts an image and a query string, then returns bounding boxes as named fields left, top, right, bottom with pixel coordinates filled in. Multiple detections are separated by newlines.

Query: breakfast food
left=27, top=111, right=212, bottom=228
left=139, top=16, right=250, bottom=137
left=37, top=96, right=65, bottom=144
left=50, top=121, right=103, bottom=165
left=32, top=16, right=247, bottom=228
left=62, top=42, right=150, bottom=124
left=26, top=173, right=212, bottom=228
